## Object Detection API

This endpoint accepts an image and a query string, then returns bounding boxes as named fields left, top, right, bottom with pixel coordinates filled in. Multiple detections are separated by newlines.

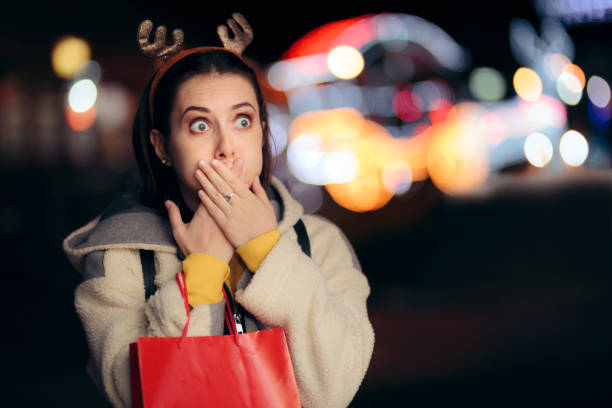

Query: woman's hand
left=165, top=197, right=234, bottom=264
left=195, top=158, right=278, bottom=248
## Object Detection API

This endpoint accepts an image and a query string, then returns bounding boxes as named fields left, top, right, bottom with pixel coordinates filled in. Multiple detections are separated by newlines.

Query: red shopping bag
left=130, top=272, right=301, bottom=408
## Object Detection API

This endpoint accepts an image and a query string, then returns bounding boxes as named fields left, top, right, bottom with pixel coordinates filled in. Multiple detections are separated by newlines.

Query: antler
left=137, top=20, right=184, bottom=61
left=217, top=12, right=253, bottom=55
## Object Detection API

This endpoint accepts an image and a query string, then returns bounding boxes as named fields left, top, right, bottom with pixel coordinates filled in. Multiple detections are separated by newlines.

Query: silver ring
left=223, top=192, right=234, bottom=203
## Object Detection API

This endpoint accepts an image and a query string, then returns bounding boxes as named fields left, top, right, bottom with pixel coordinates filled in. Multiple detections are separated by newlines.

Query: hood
left=63, top=176, right=304, bottom=274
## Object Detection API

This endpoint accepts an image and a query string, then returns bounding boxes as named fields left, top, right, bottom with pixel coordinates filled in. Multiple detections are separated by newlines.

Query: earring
left=161, top=158, right=170, bottom=166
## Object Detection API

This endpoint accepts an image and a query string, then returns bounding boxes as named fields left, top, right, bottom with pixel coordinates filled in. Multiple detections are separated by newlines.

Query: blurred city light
left=393, top=89, right=423, bottom=122
left=469, top=67, right=506, bottom=102
left=426, top=103, right=490, bottom=195
left=65, top=104, right=96, bottom=131
left=52, top=36, right=91, bottom=79
left=524, top=132, right=553, bottom=168
left=74, top=60, right=102, bottom=83
left=513, top=67, right=543, bottom=101
left=556, top=71, right=583, bottom=105
left=543, top=53, right=571, bottom=80
left=586, top=75, right=611, bottom=108
left=535, top=0, right=612, bottom=24
left=68, top=79, right=97, bottom=113
left=381, top=160, right=413, bottom=194
left=327, top=46, right=365, bottom=80
left=559, top=130, right=589, bottom=167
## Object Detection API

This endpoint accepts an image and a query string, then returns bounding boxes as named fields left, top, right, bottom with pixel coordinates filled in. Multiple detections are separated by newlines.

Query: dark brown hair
left=132, top=49, right=273, bottom=216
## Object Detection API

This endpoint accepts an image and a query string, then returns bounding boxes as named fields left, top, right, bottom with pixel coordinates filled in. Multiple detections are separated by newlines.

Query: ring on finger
left=223, top=192, right=234, bottom=203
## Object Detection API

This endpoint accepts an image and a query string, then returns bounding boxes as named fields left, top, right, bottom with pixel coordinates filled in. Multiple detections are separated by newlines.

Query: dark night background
left=1, top=1, right=611, bottom=406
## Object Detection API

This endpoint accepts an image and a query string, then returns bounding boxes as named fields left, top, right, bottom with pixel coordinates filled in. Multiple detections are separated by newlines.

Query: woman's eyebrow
left=182, top=106, right=209, bottom=118
left=232, top=102, right=256, bottom=111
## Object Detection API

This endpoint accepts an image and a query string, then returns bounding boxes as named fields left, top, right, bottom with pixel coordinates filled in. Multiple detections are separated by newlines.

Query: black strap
left=141, top=219, right=311, bottom=302
left=293, top=219, right=311, bottom=257
left=140, top=249, right=157, bottom=301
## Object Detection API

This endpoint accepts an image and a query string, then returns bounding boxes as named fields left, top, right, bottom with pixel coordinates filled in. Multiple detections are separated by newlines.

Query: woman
left=63, top=15, right=374, bottom=408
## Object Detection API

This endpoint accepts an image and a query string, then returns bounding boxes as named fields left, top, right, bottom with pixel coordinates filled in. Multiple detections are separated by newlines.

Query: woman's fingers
left=195, top=168, right=230, bottom=213
left=165, top=200, right=184, bottom=234
left=199, top=159, right=246, bottom=197
left=251, top=176, right=272, bottom=208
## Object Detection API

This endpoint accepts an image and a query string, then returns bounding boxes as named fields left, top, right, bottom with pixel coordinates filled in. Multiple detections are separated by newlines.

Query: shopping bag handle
left=175, top=272, right=191, bottom=346
left=175, top=272, right=239, bottom=345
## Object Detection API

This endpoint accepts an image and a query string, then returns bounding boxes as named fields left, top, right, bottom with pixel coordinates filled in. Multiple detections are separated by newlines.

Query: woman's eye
left=236, top=117, right=251, bottom=128
left=190, top=120, right=209, bottom=132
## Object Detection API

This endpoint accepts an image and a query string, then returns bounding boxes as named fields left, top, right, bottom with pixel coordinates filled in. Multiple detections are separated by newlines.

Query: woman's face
left=152, top=73, right=264, bottom=211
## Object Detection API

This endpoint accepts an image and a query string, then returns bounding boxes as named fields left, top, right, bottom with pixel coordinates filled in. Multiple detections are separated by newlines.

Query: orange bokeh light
left=426, top=103, right=490, bottom=195
left=65, top=104, right=96, bottom=131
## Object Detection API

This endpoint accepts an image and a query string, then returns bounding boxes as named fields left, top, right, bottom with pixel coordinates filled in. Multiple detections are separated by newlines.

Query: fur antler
left=137, top=20, right=184, bottom=61
left=217, top=12, right=253, bottom=55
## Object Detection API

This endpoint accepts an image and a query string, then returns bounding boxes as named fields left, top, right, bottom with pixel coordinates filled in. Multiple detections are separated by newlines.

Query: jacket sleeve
left=236, top=216, right=375, bottom=408
left=74, top=248, right=225, bottom=408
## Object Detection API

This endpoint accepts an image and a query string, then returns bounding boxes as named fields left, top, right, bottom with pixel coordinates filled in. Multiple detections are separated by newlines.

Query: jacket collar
left=63, top=176, right=304, bottom=273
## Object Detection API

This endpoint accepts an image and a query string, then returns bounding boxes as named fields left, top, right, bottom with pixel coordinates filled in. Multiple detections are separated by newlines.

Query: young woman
left=63, top=16, right=374, bottom=408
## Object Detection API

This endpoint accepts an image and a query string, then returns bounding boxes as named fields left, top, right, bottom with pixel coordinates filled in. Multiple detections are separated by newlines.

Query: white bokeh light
left=559, top=130, right=589, bottom=167
left=327, top=46, right=365, bottom=80
left=68, top=79, right=97, bottom=112
left=524, top=132, right=553, bottom=168
left=586, top=75, right=611, bottom=108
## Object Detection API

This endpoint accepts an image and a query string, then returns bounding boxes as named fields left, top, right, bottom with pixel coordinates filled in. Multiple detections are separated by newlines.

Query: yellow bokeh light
left=327, top=46, right=365, bottom=80
left=513, top=67, right=542, bottom=102
left=52, top=36, right=91, bottom=79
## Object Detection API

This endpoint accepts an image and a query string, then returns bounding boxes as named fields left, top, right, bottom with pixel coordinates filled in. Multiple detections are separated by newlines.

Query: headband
left=137, top=12, right=254, bottom=127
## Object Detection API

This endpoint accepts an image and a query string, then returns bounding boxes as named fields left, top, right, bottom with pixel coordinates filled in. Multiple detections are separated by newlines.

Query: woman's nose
left=215, top=127, right=235, bottom=160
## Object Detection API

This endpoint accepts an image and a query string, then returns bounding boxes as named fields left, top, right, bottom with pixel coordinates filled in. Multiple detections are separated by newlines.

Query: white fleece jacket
left=63, top=177, right=374, bottom=408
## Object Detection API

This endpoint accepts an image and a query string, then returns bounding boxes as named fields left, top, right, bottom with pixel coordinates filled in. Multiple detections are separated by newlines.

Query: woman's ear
left=150, top=129, right=172, bottom=166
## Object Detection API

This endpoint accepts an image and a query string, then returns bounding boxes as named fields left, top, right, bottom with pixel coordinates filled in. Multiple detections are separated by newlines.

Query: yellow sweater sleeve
left=182, top=253, right=229, bottom=306
left=236, top=229, right=280, bottom=272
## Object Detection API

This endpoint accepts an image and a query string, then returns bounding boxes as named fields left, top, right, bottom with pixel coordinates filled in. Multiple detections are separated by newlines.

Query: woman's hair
left=132, top=49, right=273, bottom=214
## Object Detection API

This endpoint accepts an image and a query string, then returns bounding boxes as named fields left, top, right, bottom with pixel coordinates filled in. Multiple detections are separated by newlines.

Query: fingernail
left=212, top=159, right=219, bottom=166
left=198, top=159, right=206, bottom=167
left=195, top=169, right=203, bottom=177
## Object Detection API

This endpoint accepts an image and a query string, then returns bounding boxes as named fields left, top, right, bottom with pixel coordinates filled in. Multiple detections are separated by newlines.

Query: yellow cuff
left=236, top=230, right=280, bottom=272
left=183, top=253, right=229, bottom=306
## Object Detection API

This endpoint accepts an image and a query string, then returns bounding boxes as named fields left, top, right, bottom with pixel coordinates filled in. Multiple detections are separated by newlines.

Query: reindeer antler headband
left=137, top=12, right=254, bottom=126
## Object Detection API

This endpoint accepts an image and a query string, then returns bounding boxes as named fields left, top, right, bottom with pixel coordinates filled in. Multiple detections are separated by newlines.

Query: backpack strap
left=140, top=249, right=157, bottom=301
left=141, top=219, right=311, bottom=302
left=293, top=219, right=311, bottom=257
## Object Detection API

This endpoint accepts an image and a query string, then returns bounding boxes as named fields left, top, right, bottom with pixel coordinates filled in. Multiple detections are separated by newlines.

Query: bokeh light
left=523, top=132, right=553, bottom=168
left=556, top=73, right=583, bottom=105
left=68, top=79, right=97, bottom=113
left=65, top=105, right=96, bottom=131
left=52, top=36, right=91, bottom=79
left=393, top=89, right=423, bottom=122
left=327, top=46, right=365, bottom=80
left=543, top=53, right=571, bottom=80
left=469, top=67, right=506, bottom=102
left=559, top=130, right=589, bottom=167
left=586, top=75, right=611, bottom=108
left=381, top=160, right=413, bottom=194
left=561, top=64, right=586, bottom=90
left=513, top=67, right=542, bottom=102
left=426, top=103, right=490, bottom=195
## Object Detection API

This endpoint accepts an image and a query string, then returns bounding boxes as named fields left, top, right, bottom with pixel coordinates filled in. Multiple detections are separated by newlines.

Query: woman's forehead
left=174, top=73, right=258, bottom=111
